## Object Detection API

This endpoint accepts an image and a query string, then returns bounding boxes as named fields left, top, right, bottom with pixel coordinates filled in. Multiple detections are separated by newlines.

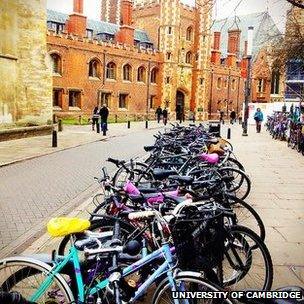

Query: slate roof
left=212, top=12, right=282, bottom=58
left=47, top=9, right=152, bottom=44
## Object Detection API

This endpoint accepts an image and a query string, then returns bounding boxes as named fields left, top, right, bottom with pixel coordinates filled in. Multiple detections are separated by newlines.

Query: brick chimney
left=115, top=0, right=135, bottom=45
left=227, top=29, right=241, bottom=67
left=241, top=40, right=248, bottom=78
left=211, top=32, right=221, bottom=65
left=66, top=0, right=87, bottom=37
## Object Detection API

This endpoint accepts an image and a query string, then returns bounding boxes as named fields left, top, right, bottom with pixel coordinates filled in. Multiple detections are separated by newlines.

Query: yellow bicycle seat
left=47, top=217, right=90, bottom=237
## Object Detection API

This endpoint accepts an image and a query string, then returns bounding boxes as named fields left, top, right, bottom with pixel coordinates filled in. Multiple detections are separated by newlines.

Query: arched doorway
left=176, top=90, right=185, bottom=121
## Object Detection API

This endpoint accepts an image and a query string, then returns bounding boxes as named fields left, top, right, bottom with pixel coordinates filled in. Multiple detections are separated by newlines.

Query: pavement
left=0, top=121, right=163, bottom=167
left=0, top=121, right=166, bottom=257
left=0, top=122, right=303, bottom=290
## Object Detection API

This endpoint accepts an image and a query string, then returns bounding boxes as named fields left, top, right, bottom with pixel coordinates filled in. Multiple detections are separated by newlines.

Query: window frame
left=68, top=90, right=81, bottom=108
left=137, top=66, right=146, bottom=83
left=50, top=53, right=62, bottom=75
left=186, top=26, right=193, bottom=41
left=118, top=93, right=128, bottom=109
left=185, top=51, right=192, bottom=64
left=88, top=59, right=101, bottom=78
left=106, top=62, right=117, bottom=80
left=150, top=67, right=158, bottom=84
left=123, top=64, right=132, bottom=82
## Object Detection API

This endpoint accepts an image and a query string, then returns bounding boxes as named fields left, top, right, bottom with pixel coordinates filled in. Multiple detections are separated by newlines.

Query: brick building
left=47, top=0, right=213, bottom=120
left=212, top=12, right=284, bottom=116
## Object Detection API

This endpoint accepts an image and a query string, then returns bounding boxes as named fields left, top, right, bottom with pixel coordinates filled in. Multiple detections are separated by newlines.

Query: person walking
left=254, top=108, right=264, bottom=133
left=91, top=106, right=99, bottom=131
left=162, top=108, right=168, bottom=126
left=155, top=106, right=162, bottom=123
left=99, top=103, right=109, bottom=132
left=230, top=109, right=236, bottom=124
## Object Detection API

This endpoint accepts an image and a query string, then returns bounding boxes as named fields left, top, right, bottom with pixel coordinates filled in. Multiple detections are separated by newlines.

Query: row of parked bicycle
left=0, top=123, right=303, bottom=304
left=266, top=111, right=304, bottom=155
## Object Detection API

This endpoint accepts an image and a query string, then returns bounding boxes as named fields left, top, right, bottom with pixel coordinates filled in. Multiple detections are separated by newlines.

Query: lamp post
left=242, top=26, right=254, bottom=136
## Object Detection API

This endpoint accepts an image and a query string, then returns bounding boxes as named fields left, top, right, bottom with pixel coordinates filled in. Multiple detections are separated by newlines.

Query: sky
left=47, top=0, right=290, bottom=32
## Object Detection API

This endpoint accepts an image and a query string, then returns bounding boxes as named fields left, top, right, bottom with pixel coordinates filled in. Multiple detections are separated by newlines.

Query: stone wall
left=0, top=0, right=52, bottom=128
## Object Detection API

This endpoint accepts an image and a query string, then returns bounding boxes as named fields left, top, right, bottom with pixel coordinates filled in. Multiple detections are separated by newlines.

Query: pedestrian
left=230, top=109, right=236, bottom=124
left=155, top=106, right=162, bottom=123
left=162, top=108, right=168, bottom=126
left=99, top=103, right=109, bottom=132
left=254, top=108, right=264, bottom=133
left=220, top=110, right=224, bottom=124
left=91, top=106, right=99, bottom=131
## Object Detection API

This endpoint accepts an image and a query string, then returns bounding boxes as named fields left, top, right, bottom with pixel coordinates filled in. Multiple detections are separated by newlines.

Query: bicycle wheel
left=226, top=195, right=265, bottom=241
left=222, top=225, right=273, bottom=290
left=218, top=167, right=251, bottom=200
left=0, top=257, right=74, bottom=303
left=224, top=157, right=245, bottom=172
left=152, top=272, right=234, bottom=304
left=112, top=162, right=151, bottom=187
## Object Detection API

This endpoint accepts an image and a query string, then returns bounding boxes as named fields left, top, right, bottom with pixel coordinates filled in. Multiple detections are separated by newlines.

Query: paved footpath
left=0, top=122, right=165, bottom=257
left=227, top=123, right=304, bottom=288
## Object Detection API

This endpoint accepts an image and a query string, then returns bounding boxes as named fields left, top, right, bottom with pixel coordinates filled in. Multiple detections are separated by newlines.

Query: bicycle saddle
left=144, top=145, right=157, bottom=152
left=168, top=175, right=193, bottom=185
left=47, top=217, right=90, bottom=237
left=153, top=168, right=177, bottom=180
left=199, top=153, right=219, bottom=164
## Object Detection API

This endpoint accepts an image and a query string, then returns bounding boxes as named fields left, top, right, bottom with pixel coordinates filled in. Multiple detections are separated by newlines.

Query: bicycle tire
left=222, top=225, right=273, bottom=290
left=152, top=272, right=235, bottom=304
left=226, top=194, right=266, bottom=242
left=0, top=257, right=74, bottom=303
left=218, top=167, right=251, bottom=200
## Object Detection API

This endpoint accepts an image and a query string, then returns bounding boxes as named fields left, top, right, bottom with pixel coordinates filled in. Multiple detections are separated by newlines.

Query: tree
left=286, top=0, right=304, bottom=9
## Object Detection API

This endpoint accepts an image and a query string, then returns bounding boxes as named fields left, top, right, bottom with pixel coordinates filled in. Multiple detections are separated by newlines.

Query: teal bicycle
left=0, top=211, right=234, bottom=304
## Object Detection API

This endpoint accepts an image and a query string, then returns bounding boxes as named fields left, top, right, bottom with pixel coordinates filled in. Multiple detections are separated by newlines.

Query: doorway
left=176, top=90, right=185, bottom=121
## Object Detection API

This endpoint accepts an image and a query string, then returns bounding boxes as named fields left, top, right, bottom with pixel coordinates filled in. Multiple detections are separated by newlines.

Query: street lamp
left=242, top=26, right=254, bottom=136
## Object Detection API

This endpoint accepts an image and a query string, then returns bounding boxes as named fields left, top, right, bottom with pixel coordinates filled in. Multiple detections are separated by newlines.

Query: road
left=0, top=129, right=156, bottom=256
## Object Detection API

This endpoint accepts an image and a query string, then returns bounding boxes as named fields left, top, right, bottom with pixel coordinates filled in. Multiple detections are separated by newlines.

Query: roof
left=47, top=9, right=152, bottom=44
left=212, top=12, right=282, bottom=58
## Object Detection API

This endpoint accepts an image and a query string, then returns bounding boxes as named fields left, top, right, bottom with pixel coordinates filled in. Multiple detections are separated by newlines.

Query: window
left=119, top=93, right=128, bottom=109
left=168, top=26, right=172, bottom=34
left=166, top=76, right=170, bottom=84
left=47, top=22, right=64, bottom=34
left=231, top=79, right=236, bottom=90
left=86, top=29, right=93, bottom=39
left=98, top=92, right=111, bottom=107
left=137, top=66, right=146, bottom=82
left=69, top=90, right=81, bottom=108
left=217, top=77, right=222, bottom=89
left=185, top=51, right=192, bottom=64
left=200, top=78, right=204, bottom=85
left=186, top=26, right=193, bottom=41
left=257, top=79, right=265, bottom=93
left=224, top=78, right=228, bottom=88
left=97, top=33, right=115, bottom=42
left=52, top=89, right=62, bottom=107
left=123, top=64, right=132, bottom=81
left=50, top=53, right=62, bottom=75
left=106, top=62, right=116, bottom=80
left=271, top=70, right=280, bottom=94
left=150, top=68, right=158, bottom=83
left=149, top=95, right=155, bottom=109
left=167, top=52, right=172, bottom=60
left=89, top=59, right=100, bottom=78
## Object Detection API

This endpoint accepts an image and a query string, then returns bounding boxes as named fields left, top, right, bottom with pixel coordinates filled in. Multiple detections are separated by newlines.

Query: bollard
left=127, top=121, right=130, bottom=129
left=227, top=127, right=231, bottom=139
left=58, top=119, right=63, bottom=132
left=96, top=123, right=100, bottom=133
left=78, top=115, right=82, bottom=125
left=239, top=117, right=242, bottom=125
left=53, top=114, right=57, bottom=124
left=115, top=114, right=118, bottom=123
left=193, top=116, right=195, bottom=123
left=52, top=130, right=57, bottom=147
left=145, top=120, right=148, bottom=129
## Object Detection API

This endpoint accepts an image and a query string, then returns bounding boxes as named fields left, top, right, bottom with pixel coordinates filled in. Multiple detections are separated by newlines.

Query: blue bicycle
left=0, top=211, right=234, bottom=304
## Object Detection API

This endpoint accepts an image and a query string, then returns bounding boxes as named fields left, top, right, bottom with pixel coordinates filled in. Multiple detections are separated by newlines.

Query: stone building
left=0, top=0, right=52, bottom=129
left=47, top=0, right=213, bottom=120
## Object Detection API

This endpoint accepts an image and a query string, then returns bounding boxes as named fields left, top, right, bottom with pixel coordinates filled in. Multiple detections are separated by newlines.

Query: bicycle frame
left=30, top=241, right=181, bottom=304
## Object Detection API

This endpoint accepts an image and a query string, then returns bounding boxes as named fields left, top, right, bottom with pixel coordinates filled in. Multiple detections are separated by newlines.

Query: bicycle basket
left=171, top=213, right=225, bottom=271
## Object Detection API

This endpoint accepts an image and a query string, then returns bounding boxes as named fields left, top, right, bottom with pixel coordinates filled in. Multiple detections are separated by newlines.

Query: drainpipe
left=103, top=51, right=106, bottom=85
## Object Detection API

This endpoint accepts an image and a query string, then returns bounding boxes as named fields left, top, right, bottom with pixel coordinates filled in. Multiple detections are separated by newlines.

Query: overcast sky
left=47, top=0, right=290, bottom=32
